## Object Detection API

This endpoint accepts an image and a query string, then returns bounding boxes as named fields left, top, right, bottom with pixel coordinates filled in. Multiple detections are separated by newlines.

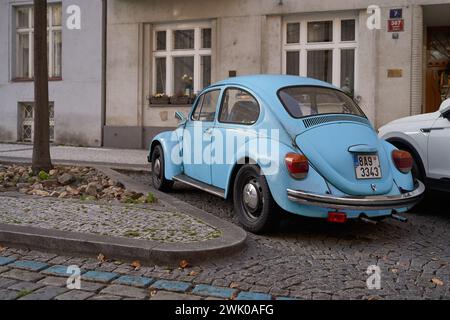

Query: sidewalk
left=0, top=143, right=149, bottom=171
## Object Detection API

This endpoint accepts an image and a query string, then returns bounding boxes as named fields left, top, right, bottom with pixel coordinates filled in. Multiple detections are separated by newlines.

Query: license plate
left=354, top=154, right=382, bottom=179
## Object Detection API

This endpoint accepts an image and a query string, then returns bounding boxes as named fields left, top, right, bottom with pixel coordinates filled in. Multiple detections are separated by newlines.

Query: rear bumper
left=287, top=180, right=425, bottom=211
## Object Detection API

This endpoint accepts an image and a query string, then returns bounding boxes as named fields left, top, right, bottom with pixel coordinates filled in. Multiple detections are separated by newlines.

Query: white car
left=379, top=99, right=450, bottom=192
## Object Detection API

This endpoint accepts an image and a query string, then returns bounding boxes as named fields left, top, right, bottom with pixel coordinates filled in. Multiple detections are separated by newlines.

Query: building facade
left=0, top=0, right=104, bottom=146
left=1, top=0, right=449, bottom=150
left=104, top=0, right=450, bottom=149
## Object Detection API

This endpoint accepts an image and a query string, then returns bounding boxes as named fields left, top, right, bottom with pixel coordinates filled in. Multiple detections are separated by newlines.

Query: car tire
left=410, top=155, right=424, bottom=184
left=151, top=145, right=174, bottom=192
left=233, top=165, right=279, bottom=234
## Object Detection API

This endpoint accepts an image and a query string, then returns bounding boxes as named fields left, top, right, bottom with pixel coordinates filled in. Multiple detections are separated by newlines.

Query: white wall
left=0, top=0, right=103, bottom=146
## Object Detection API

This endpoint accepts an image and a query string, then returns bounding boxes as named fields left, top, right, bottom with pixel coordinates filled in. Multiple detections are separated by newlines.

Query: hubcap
left=154, top=158, right=162, bottom=179
left=243, top=183, right=259, bottom=211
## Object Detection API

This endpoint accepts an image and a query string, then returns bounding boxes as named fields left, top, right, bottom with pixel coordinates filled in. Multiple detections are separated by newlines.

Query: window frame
left=18, top=101, right=55, bottom=142
left=152, top=22, right=212, bottom=96
left=276, top=85, right=367, bottom=120
left=190, top=89, right=221, bottom=122
left=282, top=13, right=358, bottom=92
left=218, top=87, right=261, bottom=126
left=13, top=3, right=62, bottom=80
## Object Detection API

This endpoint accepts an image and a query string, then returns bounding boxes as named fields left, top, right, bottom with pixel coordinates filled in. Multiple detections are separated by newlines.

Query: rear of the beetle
left=272, top=85, right=425, bottom=223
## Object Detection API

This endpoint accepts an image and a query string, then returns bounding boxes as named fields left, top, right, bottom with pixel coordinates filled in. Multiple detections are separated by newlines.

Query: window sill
left=148, top=104, right=192, bottom=108
left=12, top=77, right=63, bottom=82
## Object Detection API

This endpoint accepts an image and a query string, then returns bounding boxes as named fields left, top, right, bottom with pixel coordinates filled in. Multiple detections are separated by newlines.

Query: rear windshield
left=278, top=86, right=365, bottom=119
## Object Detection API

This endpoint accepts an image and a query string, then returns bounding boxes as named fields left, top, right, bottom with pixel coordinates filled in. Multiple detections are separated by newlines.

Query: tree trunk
left=32, top=0, right=53, bottom=173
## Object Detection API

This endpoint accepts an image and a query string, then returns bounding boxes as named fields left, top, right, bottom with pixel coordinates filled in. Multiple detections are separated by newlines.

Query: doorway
left=424, top=3, right=450, bottom=114
left=426, top=27, right=450, bottom=113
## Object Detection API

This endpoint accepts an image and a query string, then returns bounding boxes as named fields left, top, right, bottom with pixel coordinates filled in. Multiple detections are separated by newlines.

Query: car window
left=191, top=90, right=220, bottom=122
left=278, top=86, right=365, bottom=119
left=219, top=88, right=260, bottom=125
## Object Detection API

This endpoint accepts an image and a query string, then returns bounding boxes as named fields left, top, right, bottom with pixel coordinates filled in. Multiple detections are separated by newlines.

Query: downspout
left=101, top=0, right=107, bottom=146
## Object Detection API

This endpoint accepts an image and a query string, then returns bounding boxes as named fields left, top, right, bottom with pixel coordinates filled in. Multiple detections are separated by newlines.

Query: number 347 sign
left=388, top=19, right=404, bottom=32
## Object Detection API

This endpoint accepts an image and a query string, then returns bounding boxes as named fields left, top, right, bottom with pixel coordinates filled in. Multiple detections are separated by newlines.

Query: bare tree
left=32, top=0, right=53, bottom=173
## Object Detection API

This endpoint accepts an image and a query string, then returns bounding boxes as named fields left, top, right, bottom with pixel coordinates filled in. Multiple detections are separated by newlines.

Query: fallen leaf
left=189, top=271, right=198, bottom=277
left=149, top=289, right=158, bottom=297
left=179, top=260, right=190, bottom=269
left=431, top=278, right=444, bottom=286
left=0, top=245, right=6, bottom=252
left=230, top=282, right=239, bottom=289
left=97, top=253, right=106, bottom=263
left=431, top=257, right=439, bottom=261
left=131, top=260, right=141, bottom=271
left=390, top=268, right=398, bottom=274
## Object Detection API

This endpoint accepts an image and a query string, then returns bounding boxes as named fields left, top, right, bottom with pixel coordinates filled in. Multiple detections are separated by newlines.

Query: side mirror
left=175, top=111, right=187, bottom=125
left=439, top=99, right=450, bottom=119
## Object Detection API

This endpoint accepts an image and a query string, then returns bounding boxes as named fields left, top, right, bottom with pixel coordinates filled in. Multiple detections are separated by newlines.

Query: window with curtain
left=153, top=24, right=212, bottom=96
left=15, top=4, right=62, bottom=79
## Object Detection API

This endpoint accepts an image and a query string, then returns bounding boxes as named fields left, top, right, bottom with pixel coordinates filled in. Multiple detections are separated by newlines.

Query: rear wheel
left=151, top=145, right=174, bottom=192
left=233, top=165, right=279, bottom=234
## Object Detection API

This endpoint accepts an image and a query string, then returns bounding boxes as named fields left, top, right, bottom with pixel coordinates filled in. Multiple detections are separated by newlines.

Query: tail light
left=328, top=212, right=347, bottom=223
left=285, top=153, right=309, bottom=179
left=392, top=150, right=413, bottom=174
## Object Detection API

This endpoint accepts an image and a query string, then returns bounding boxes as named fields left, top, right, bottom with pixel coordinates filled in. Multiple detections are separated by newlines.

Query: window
left=14, top=4, right=62, bottom=79
left=219, top=88, right=260, bottom=125
left=307, top=50, right=333, bottom=83
left=286, top=51, right=300, bottom=76
left=341, top=20, right=356, bottom=41
left=307, top=21, right=333, bottom=43
left=192, top=90, right=220, bottom=122
left=153, top=23, right=212, bottom=96
left=19, top=102, right=55, bottom=142
left=278, top=86, right=364, bottom=119
left=286, top=23, right=300, bottom=44
left=283, top=16, right=357, bottom=94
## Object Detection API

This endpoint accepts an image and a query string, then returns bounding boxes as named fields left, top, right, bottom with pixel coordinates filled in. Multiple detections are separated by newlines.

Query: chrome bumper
left=287, top=180, right=425, bottom=211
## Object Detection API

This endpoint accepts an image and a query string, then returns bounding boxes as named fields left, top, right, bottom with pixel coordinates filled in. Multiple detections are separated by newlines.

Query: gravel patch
left=0, top=195, right=220, bottom=243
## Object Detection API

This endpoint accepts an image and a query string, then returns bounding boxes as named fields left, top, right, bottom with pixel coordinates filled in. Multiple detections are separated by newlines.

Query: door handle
left=204, top=128, right=213, bottom=135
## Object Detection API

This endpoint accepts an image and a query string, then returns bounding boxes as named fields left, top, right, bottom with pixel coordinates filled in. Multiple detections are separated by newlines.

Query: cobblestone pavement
left=124, top=171, right=450, bottom=300
left=0, top=171, right=449, bottom=300
left=0, top=194, right=219, bottom=243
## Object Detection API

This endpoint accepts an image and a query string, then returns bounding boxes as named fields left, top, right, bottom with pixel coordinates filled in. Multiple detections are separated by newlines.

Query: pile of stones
left=0, top=164, right=155, bottom=204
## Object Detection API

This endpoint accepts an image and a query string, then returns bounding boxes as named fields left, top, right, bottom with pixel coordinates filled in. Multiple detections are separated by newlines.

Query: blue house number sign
left=390, top=9, right=403, bottom=19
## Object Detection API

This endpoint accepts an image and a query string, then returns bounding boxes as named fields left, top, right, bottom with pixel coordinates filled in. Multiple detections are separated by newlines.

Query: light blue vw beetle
left=148, top=75, right=425, bottom=233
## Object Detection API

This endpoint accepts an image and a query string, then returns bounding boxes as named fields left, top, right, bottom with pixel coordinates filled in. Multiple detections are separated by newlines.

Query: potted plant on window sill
left=170, top=92, right=192, bottom=105
left=149, top=93, right=170, bottom=105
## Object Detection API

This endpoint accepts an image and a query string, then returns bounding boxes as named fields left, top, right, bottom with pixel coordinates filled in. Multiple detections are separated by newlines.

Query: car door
left=211, top=87, right=261, bottom=189
left=428, top=114, right=450, bottom=179
left=182, top=89, right=221, bottom=185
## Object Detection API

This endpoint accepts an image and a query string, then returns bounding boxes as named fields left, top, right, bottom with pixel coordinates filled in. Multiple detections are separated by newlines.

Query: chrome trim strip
left=173, top=174, right=226, bottom=198
left=287, top=180, right=425, bottom=211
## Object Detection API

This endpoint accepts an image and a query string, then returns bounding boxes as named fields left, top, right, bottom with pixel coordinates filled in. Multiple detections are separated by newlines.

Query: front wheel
left=233, top=165, right=279, bottom=234
left=151, top=145, right=174, bottom=192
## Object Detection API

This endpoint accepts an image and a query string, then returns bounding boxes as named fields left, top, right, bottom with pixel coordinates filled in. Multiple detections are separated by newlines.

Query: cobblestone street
left=0, top=171, right=449, bottom=300
left=125, top=172, right=450, bottom=300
